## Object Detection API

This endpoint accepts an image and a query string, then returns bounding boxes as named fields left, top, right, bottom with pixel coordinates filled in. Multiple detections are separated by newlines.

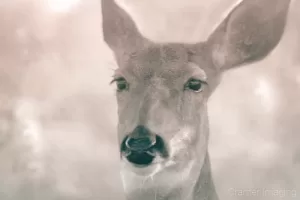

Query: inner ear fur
left=202, top=0, right=291, bottom=70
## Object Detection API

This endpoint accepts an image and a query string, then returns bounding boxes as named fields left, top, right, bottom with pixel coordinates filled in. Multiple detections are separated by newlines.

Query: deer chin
left=120, top=153, right=200, bottom=198
left=121, top=149, right=199, bottom=178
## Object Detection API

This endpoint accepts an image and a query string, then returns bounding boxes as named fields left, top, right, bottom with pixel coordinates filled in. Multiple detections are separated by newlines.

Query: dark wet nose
left=121, top=126, right=168, bottom=167
left=125, top=126, right=156, bottom=152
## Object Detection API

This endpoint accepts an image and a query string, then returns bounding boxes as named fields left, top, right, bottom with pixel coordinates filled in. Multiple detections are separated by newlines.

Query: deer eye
left=111, top=77, right=129, bottom=92
left=184, top=78, right=204, bottom=92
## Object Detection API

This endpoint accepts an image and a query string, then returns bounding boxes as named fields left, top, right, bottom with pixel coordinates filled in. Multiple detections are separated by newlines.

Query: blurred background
left=0, top=0, right=299, bottom=199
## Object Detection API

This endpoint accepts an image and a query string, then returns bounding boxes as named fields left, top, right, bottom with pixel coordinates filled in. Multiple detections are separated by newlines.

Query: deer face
left=112, top=43, right=216, bottom=175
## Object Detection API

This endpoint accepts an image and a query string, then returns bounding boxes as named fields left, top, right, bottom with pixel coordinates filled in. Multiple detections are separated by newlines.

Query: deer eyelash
left=110, top=77, right=123, bottom=84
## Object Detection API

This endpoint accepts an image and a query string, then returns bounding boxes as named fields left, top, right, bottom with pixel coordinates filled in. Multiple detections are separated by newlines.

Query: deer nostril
left=125, top=125, right=157, bottom=152
left=125, top=136, right=156, bottom=152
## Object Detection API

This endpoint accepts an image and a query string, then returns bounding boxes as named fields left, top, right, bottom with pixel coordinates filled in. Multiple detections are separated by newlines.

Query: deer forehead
left=119, top=44, right=208, bottom=83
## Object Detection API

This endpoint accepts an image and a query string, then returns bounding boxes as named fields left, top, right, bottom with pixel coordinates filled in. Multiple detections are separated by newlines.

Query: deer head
left=102, top=0, right=291, bottom=199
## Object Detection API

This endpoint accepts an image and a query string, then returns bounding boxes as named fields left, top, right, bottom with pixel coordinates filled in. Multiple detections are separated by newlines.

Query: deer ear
left=206, top=0, right=291, bottom=71
left=101, top=0, right=148, bottom=57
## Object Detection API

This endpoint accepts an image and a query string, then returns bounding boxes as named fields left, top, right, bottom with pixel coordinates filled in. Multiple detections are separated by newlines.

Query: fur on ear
left=101, top=0, right=148, bottom=57
left=205, top=0, right=291, bottom=70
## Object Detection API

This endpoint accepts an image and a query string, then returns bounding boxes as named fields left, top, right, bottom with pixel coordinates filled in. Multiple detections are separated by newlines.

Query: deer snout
left=121, top=126, right=169, bottom=167
left=125, top=126, right=156, bottom=152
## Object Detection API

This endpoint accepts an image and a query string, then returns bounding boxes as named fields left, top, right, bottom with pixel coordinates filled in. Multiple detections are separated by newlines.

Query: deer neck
left=191, top=152, right=219, bottom=200
left=167, top=152, right=218, bottom=200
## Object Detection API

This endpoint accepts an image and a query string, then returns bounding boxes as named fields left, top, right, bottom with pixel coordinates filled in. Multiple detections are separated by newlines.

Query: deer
left=101, top=0, right=291, bottom=199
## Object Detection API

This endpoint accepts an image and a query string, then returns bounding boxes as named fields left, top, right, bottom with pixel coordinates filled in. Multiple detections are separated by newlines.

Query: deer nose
left=125, top=125, right=157, bottom=152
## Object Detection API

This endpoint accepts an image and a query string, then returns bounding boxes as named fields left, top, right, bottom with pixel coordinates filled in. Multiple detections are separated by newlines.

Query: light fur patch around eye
left=187, top=62, right=207, bottom=82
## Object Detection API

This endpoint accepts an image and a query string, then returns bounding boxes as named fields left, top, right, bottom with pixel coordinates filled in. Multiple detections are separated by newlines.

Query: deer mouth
left=120, top=135, right=168, bottom=168
left=125, top=150, right=156, bottom=167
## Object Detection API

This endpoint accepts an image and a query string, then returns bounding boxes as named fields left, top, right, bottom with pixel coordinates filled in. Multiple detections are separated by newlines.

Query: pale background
left=0, top=0, right=299, bottom=200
